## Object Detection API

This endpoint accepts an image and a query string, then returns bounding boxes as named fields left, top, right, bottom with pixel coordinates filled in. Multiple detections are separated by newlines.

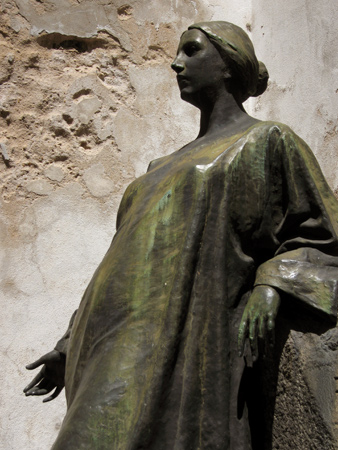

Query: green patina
left=53, top=122, right=338, bottom=449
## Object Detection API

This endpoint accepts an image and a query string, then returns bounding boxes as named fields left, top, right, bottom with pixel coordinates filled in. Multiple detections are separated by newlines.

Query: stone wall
left=0, top=1, right=337, bottom=448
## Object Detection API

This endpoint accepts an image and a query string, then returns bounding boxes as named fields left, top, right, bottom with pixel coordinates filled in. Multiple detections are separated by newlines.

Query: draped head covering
left=188, top=21, right=268, bottom=102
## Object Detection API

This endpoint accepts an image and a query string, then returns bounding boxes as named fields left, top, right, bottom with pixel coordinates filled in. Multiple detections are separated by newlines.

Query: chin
left=179, top=89, right=199, bottom=107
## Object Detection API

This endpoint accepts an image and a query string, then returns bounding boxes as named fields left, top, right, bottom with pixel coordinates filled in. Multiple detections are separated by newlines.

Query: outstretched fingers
left=26, top=379, right=55, bottom=396
left=23, top=370, right=44, bottom=393
left=43, top=386, right=63, bottom=403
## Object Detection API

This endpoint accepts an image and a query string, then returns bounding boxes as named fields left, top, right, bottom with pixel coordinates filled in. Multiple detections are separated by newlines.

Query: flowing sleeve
left=54, top=309, right=78, bottom=356
left=253, top=126, right=338, bottom=322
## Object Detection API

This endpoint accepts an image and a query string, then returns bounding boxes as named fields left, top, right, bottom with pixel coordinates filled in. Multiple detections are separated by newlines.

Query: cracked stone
left=44, top=165, right=65, bottom=182
left=26, top=180, right=54, bottom=196
left=83, top=163, right=114, bottom=197
left=73, top=96, right=102, bottom=125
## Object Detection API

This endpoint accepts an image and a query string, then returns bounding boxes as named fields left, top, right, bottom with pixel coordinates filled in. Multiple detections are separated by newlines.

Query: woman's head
left=185, top=21, right=268, bottom=103
left=171, top=28, right=233, bottom=107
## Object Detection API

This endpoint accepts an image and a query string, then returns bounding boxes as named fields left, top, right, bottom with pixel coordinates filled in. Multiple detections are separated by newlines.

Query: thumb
left=26, top=358, right=45, bottom=370
left=25, top=351, right=55, bottom=370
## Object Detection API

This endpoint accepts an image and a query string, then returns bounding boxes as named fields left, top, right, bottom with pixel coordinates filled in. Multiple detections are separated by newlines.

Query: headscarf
left=188, top=21, right=268, bottom=102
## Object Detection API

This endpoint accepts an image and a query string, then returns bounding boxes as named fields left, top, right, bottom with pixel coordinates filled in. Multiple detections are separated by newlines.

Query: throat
left=198, top=110, right=260, bottom=140
left=197, top=90, right=259, bottom=139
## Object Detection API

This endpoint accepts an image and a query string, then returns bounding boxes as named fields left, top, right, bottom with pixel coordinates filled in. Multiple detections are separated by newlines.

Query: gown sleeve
left=54, top=309, right=78, bottom=356
left=253, top=126, right=338, bottom=322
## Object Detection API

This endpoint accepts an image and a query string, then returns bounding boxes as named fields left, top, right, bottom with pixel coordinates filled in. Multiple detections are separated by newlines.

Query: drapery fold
left=52, top=122, right=338, bottom=450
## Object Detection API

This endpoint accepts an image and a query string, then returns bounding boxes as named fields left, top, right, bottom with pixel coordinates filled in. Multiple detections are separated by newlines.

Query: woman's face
left=171, top=29, right=229, bottom=107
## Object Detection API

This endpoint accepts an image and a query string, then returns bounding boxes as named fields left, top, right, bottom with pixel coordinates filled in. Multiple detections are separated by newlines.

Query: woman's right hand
left=23, top=349, right=65, bottom=402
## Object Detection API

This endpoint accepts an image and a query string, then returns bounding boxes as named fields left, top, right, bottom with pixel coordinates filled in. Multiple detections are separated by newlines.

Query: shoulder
left=229, top=121, right=318, bottom=182
left=246, top=121, right=300, bottom=142
left=147, top=157, right=163, bottom=172
left=246, top=121, right=313, bottom=161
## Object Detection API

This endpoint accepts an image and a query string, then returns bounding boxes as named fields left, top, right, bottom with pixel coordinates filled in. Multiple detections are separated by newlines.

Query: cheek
left=200, top=68, right=224, bottom=88
left=198, top=56, right=225, bottom=83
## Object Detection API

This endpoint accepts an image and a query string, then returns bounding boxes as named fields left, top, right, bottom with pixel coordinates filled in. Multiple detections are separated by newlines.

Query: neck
left=196, top=89, right=251, bottom=139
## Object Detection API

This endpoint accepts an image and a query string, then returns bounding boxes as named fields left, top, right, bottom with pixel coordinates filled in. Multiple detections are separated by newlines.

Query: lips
left=177, top=75, right=189, bottom=88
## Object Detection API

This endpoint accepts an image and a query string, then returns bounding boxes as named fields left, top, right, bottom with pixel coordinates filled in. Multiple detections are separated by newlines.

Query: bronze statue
left=24, top=22, right=338, bottom=449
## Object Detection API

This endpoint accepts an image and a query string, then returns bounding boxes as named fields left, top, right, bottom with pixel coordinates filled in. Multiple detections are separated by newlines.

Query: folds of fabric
left=52, top=122, right=338, bottom=449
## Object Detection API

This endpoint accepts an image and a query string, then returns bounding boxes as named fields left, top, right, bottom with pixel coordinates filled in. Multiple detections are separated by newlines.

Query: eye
left=184, top=43, right=200, bottom=57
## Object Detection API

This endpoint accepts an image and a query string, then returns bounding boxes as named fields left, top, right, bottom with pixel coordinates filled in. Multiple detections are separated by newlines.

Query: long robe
left=52, top=122, right=338, bottom=449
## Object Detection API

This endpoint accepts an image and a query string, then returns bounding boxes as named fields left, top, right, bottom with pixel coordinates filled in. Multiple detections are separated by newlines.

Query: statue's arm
left=238, top=126, right=338, bottom=357
left=24, top=310, right=77, bottom=402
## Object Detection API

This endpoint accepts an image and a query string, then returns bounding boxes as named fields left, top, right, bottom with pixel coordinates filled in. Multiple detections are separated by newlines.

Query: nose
left=171, top=57, right=184, bottom=74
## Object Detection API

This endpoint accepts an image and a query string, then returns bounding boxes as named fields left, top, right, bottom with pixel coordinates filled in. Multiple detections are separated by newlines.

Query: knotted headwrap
left=188, top=21, right=268, bottom=102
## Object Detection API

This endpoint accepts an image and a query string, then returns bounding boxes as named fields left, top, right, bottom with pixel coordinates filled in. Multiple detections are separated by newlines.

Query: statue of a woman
left=24, top=22, right=338, bottom=449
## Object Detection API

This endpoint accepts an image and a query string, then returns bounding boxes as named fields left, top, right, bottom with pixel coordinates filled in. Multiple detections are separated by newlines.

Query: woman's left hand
left=238, top=285, right=281, bottom=360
